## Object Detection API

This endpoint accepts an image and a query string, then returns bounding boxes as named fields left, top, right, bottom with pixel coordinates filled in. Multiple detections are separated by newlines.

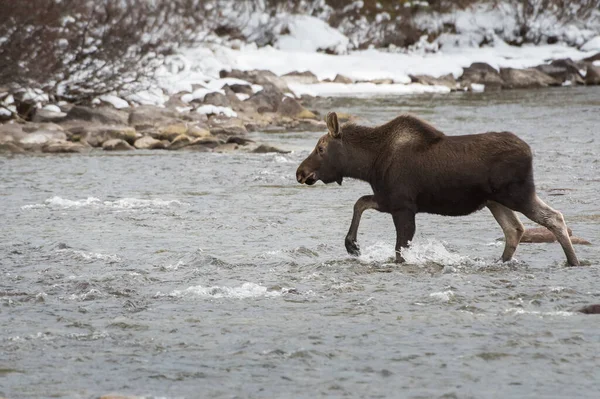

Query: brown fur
left=296, top=112, right=580, bottom=266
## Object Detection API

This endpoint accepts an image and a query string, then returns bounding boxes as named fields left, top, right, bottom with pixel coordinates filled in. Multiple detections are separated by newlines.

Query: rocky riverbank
left=1, top=54, right=600, bottom=155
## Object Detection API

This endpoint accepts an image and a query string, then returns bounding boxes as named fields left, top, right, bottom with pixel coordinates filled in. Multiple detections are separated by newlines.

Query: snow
left=98, top=95, right=129, bottom=109
left=196, top=105, right=237, bottom=117
left=276, top=15, right=350, bottom=54
left=288, top=82, right=451, bottom=97
left=42, top=104, right=63, bottom=113
left=582, top=35, right=600, bottom=52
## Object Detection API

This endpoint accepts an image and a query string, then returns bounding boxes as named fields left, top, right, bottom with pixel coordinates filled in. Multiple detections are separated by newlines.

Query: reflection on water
left=1, top=87, right=599, bottom=399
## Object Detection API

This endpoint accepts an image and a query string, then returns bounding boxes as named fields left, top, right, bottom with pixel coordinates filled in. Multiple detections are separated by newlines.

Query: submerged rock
left=410, top=74, right=457, bottom=90
left=252, top=144, right=290, bottom=154
left=518, top=227, right=591, bottom=245
left=578, top=304, right=600, bottom=314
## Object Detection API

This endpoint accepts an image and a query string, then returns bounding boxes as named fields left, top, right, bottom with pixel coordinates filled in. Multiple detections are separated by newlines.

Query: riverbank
left=1, top=41, right=600, bottom=155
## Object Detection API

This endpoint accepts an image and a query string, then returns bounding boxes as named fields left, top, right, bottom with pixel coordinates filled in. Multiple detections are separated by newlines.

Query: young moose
left=296, top=112, right=579, bottom=266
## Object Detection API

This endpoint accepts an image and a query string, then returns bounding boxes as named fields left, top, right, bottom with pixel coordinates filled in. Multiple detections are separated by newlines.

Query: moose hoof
left=345, top=238, right=360, bottom=256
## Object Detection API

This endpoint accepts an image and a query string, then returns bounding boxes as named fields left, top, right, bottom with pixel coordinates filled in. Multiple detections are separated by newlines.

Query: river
left=1, top=87, right=599, bottom=399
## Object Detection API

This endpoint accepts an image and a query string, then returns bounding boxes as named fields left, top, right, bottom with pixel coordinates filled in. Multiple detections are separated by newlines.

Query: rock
left=186, top=125, right=211, bottom=138
left=102, top=139, right=134, bottom=151
left=333, top=74, right=353, bottom=84
left=157, top=123, right=189, bottom=141
left=203, top=92, right=230, bottom=107
left=410, top=74, right=458, bottom=90
left=128, top=105, right=181, bottom=130
left=227, top=136, right=255, bottom=145
left=19, top=130, right=67, bottom=150
left=0, top=142, right=25, bottom=153
left=583, top=52, right=600, bottom=63
left=168, top=134, right=192, bottom=150
left=65, top=105, right=128, bottom=125
left=535, top=59, right=584, bottom=85
left=22, top=122, right=64, bottom=133
left=69, top=125, right=138, bottom=147
left=370, top=78, right=394, bottom=85
left=208, top=116, right=248, bottom=136
left=252, top=144, right=290, bottom=154
left=295, top=119, right=327, bottom=132
left=221, top=69, right=292, bottom=94
left=578, top=304, right=600, bottom=314
left=226, top=84, right=254, bottom=95
left=459, top=62, right=503, bottom=90
left=42, top=141, right=89, bottom=153
left=585, top=64, right=600, bottom=85
left=0, top=123, right=26, bottom=143
left=277, top=97, right=317, bottom=119
left=500, top=68, right=559, bottom=89
left=247, top=85, right=285, bottom=113
left=282, top=70, right=320, bottom=84
left=213, top=143, right=239, bottom=153
left=134, top=136, right=169, bottom=150
left=187, top=137, right=221, bottom=149
left=32, top=108, right=67, bottom=123
left=518, top=227, right=590, bottom=245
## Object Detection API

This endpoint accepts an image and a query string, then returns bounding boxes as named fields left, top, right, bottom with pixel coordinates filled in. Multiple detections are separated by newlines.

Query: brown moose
left=296, top=112, right=579, bottom=266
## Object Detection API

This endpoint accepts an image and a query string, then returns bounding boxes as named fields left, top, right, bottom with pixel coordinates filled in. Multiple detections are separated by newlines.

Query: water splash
left=167, top=282, right=284, bottom=299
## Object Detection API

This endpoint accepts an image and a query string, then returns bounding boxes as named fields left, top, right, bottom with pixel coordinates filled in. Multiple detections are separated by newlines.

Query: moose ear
left=326, top=112, right=341, bottom=139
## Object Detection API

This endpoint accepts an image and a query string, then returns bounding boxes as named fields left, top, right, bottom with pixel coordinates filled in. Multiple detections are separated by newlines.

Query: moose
left=296, top=112, right=579, bottom=266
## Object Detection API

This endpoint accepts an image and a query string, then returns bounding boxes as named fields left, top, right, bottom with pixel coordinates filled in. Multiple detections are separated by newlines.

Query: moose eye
left=318, top=146, right=324, bottom=155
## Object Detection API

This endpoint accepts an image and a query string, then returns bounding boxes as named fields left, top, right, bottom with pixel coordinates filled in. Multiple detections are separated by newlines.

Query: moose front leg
left=392, top=209, right=416, bottom=263
left=345, top=195, right=379, bottom=256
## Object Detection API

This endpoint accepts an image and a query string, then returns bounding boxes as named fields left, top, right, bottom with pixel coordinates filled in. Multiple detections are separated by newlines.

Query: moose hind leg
left=345, top=195, right=379, bottom=256
left=520, top=195, right=579, bottom=266
left=392, top=209, right=416, bottom=263
left=487, top=201, right=525, bottom=262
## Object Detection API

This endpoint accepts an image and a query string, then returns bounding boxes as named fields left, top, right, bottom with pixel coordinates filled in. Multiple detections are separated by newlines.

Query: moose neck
left=339, top=132, right=381, bottom=184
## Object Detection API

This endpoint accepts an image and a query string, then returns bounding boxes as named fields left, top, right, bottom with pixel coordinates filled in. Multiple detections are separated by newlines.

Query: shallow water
left=1, top=87, right=599, bottom=399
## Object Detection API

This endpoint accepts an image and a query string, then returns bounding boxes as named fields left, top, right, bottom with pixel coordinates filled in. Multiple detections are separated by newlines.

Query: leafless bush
left=0, top=0, right=217, bottom=106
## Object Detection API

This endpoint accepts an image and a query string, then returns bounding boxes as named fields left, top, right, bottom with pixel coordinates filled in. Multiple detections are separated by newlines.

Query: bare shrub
left=0, top=0, right=214, bottom=107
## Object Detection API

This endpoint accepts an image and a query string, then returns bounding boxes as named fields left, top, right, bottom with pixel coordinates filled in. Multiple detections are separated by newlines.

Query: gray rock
left=168, top=134, right=193, bottom=150
left=500, top=68, right=560, bottom=89
left=19, top=130, right=67, bottom=151
left=226, top=136, right=255, bottom=145
left=134, top=136, right=169, bottom=150
left=67, top=124, right=138, bottom=147
left=22, top=122, right=64, bottom=133
left=585, top=64, right=600, bottom=85
left=282, top=71, right=319, bottom=84
left=535, top=58, right=584, bottom=84
left=333, top=74, right=353, bottom=84
left=248, top=85, right=284, bottom=113
left=252, top=144, right=291, bottom=154
left=0, top=123, right=26, bottom=143
left=221, top=69, right=291, bottom=94
left=102, top=139, right=134, bottom=151
left=65, top=106, right=128, bottom=125
left=0, top=142, right=25, bottom=153
left=459, top=62, right=503, bottom=90
left=32, top=108, right=67, bottom=123
left=128, top=105, right=181, bottom=130
left=226, top=84, right=254, bottom=95
left=213, top=143, right=239, bottom=153
left=277, top=97, right=317, bottom=119
left=410, top=74, right=457, bottom=90
left=42, top=141, right=89, bottom=153
left=187, top=137, right=221, bottom=149
left=208, top=116, right=248, bottom=136
left=203, top=92, right=230, bottom=107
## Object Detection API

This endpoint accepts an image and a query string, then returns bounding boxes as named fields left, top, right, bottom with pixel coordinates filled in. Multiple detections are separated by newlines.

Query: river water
left=1, top=87, right=599, bottom=399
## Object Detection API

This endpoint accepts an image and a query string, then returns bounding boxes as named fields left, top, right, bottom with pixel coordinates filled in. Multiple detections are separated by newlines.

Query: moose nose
left=296, top=170, right=305, bottom=184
